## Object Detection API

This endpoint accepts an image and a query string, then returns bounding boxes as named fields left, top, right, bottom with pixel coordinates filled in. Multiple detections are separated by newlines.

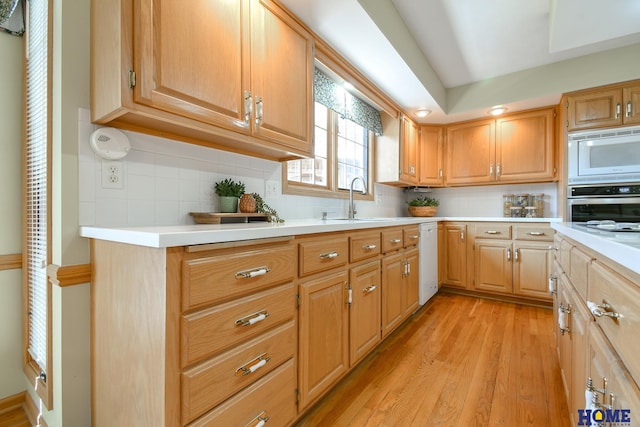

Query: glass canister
left=510, top=206, right=523, bottom=218
left=525, top=206, right=538, bottom=218
left=515, top=193, right=529, bottom=209
left=532, top=193, right=544, bottom=218
left=503, top=194, right=514, bottom=217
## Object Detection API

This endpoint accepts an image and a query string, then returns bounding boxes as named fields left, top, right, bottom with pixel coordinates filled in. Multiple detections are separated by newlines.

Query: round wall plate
left=89, top=127, right=131, bottom=160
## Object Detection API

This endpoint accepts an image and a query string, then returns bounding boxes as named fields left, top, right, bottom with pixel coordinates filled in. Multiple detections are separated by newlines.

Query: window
left=285, top=67, right=381, bottom=198
left=23, top=0, right=52, bottom=408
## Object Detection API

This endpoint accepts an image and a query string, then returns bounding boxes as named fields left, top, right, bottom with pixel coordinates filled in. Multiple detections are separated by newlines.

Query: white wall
left=78, top=109, right=407, bottom=226
left=0, top=31, right=26, bottom=399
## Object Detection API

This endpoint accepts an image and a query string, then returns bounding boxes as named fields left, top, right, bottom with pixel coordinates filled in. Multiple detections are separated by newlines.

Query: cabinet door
left=418, top=125, right=444, bottom=186
left=349, top=261, right=381, bottom=366
left=473, top=239, right=512, bottom=294
left=399, top=115, right=419, bottom=184
left=437, top=223, right=444, bottom=288
left=381, top=251, right=405, bottom=337
left=445, top=119, right=495, bottom=185
left=623, top=83, right=640, bottom=125
left=495, top=108, right=555, bottom=183
left=403, top=248, right=420, bottom=316
left=298, top=271, right=349, bottom=409
left=567, top=292, right=589, bottom=427
left=250, top=0, right=314, bottom=151
left=513, top=241, right=552, bottom=301
left=134, top=0, right=249, bottom=132
left=443, top=224, right=467, bottom=288
left=567, top=88, right=622, bottom=131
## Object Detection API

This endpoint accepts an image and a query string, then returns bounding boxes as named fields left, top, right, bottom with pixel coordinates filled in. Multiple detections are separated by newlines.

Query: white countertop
left=551, top=222, right=640, bottom=275
left=79, top=216, right=560, bottom=248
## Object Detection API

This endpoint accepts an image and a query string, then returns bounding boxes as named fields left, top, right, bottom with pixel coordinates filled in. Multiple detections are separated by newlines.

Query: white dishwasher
left=419, top=222, right=438, bottom=305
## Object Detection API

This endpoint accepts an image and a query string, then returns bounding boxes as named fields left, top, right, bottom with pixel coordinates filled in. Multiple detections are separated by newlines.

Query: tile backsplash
left=78, top=109, right=406, bottom=227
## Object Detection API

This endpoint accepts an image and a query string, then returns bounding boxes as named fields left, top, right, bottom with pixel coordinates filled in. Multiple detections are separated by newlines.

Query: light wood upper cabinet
left=92, top=0, right=314, bottom=161
left=376, top=114, right=418, bottom=186
left=399, top=115, right=419, bottom=184
left=445, top=108, right=556, bottom=186
left=418, top=125, right=444, bottom=186
left=566, top=81, right=640, bottom=131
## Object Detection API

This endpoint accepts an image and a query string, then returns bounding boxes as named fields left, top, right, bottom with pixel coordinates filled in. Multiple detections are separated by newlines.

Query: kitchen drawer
left=475, top=223, right=512, bottom=239
left=187, top=359, right=296, bottom=427
left=182, top=243, right=295, bottom=311
left=182, top=282, right=295, bottom=367
left=298, top=236, right=349, bottom=277
left=589, top=260, right=640, bottom=387
left=181, top=321, right=296, bottom=424
left=350, top=231, right=381, bottom=263
left=569, top=246, right=593, bottom=301
left=403, top=226, right=420, bottom=248
left=381, top=229, right=404, bottom=253
left=513, top=224, right=553, bottom=241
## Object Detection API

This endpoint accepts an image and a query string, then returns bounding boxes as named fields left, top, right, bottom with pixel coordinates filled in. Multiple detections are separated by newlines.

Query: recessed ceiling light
left=488, top=106, right=507, bottom=116
left=415, top=109, right=431, bottom=118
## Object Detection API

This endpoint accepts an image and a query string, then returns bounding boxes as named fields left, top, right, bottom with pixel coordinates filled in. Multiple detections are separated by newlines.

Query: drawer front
left=182, top=283, right=295, bottom=367
left=299, top=237, right=349, bottom=277
left=569, top=247, right=593, bottom=301
left=475, top=223, right=512, bottom=239
left=187, top=359, right=296, bottom=427
left=514, top=224, right=553, bottom=241
left=589, top=261, right=640, bottom=386
left=183, top=244, right=295, bottom=311
left=182, top=321, right=296, bottom=424
left=381, top=229, right=404, bottom=253
left=350, top=231, right=381, bottom=263
left=403, top=226, right=420, bottom=248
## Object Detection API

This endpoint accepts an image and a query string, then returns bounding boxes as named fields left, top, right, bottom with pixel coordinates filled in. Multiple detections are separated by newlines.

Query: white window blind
left=25, top=0, right=50, bottom=377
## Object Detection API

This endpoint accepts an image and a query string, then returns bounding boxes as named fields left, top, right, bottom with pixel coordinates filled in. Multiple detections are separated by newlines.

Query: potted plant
left=214, top=178, right=245, bottom=213
left=252, top=193, right=284, bottom=223
left=407, top=195, right=439, bottom=217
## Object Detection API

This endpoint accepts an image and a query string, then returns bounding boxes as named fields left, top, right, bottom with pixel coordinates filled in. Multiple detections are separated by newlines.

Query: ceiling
left=279, top=0, right=640, bottom=123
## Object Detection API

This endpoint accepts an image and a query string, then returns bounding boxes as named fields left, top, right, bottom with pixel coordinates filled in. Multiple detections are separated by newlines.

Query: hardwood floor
left=294, top=293, right=570, bottom=427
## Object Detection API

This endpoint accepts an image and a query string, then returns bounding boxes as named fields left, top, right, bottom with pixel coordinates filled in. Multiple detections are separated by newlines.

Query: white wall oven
left=568, top=125, right=640, bottom=185
left=568, top=184, right=640, bottom=223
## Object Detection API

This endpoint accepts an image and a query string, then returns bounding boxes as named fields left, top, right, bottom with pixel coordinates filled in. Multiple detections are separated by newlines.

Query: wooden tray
left=189, top=212, right=269, bottom=224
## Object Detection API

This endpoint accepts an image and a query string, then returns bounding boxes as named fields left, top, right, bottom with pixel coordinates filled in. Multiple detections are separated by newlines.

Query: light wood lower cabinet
left=442, top=223, right=468, bottom=289
left=349, top=261, right=382, bottom=365
left=381, top=244, right=419, bottom=337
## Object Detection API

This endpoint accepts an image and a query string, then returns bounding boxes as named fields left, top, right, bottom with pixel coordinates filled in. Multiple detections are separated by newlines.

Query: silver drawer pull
left=587, top=301, right=623, bottom=320
left=319, top=251, right=339, bottom=259
left=390, top=239, right=402, bottom=244
left=235, top=267, right=271, bottom=279
left=527, top=231, right=545, bottom=236
left=408, top=234, right=419, bottom=239
left=362, top=244, right=377, bottom=250
left=245, top=411, right=270, bottom=427
left=485, top=230, right=500, bottom=234
left=362, top=284, right=377, bottom=294
left=235, top=310, right=269, bottom=327
left=235, top=353, right=271, bottom=376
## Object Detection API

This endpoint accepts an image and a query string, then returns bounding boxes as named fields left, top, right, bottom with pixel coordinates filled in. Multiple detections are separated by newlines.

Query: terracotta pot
left=239, top=194, right=256, bottom=213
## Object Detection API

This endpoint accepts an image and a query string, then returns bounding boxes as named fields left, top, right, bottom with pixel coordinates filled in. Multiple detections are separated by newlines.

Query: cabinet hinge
left=564, top=99, right=569, bottom=108
left=128, top=70, right=136, bottom=89
left=296, top=388, right=300, bottom=403
left=296, top=294, right=301, bottom=308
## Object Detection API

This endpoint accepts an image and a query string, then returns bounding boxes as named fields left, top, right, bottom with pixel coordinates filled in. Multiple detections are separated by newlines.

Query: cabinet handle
left=362, top=244, right=377, bottom=250
left=255, top=96, right=264, bottom=126
left=558, top=302, right=571, bottom=335
left=347, top=286, right=353, bottom=305
left=439, top=169, right=443, bottom=178
left=514, top=248, right=519, bottom=262
left=460, top=230, right=465, bottom=242
left=587, top=300, right=622, bottom=320
left=616, top=103, right=621, bottom=119
left=406, top=260, right=411, bottom=275
left=586, top=377, right=610, bottom=407
left=362, top=284, right=377, bottom=294
left=485, top=230, right=500, bottom=235
left=235, top=310, right=269, bottom=327
left=548, top=274, right=557, bottom=295
left=496, top=163, right=501, bottom=177
left=507, top=248, right=511, bottom=261
left=244, top=411, right=270, bottom=427
left=489, top=163, right=494, bottom=176
left=319, top=251, right=339, bottom=259
left=408, top=234, right=419, bottom=240
left=390, top=239, right=402, bottom=244
left=244, top=91, right=253, bottom=123
left=627, top=101, right=632, bottom=118
left=527, top=231, right=545, bottom=236
left=235, top=266, right=271, bottom=279
left=548, top=245, right=558, bottom=252
left=235, top=353, right=271, bottom=376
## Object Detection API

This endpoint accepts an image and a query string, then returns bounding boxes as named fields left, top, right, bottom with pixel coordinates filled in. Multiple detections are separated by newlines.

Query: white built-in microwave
left=568, top=125, right=640, bottom=184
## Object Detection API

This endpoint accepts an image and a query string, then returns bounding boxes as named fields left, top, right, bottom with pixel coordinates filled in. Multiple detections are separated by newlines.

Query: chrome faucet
left=348, top=176, right=368, bottom=219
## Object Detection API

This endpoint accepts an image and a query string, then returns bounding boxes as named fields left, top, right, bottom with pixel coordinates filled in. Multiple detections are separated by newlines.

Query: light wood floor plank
left=295, top=293, right=570, bottom=427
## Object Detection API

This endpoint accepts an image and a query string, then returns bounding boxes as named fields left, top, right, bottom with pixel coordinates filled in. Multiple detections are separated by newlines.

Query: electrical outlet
left=265, top=180, right=279, bottom=196
left=101, top=160, right=124, bottom=189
